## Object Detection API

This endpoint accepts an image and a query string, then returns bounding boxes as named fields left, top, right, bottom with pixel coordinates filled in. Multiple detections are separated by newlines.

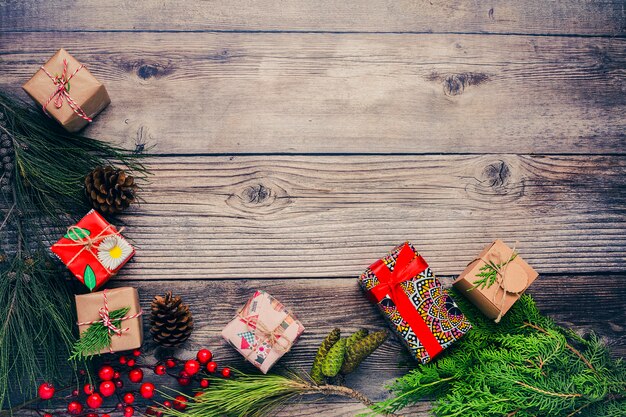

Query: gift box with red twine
left=359, top=242, right=471, bottom=364
left=51, top=210, right=135, bottom=291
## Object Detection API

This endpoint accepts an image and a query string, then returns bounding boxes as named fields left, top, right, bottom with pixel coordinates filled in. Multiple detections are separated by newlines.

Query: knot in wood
left=244, top=184, right=270, bottom=204
left=443, top=72, right=489, bottom=96
left=483, top=160, right=511, bottom=189
left=137, top=64, right=159, bottom=79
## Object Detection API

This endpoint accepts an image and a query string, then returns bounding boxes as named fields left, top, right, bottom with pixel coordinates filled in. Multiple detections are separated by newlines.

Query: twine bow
left=54, top=224, right=125, bottom=272
left=476, top=242, right=521, bottom=323
left=76, top=289, right=143, bottom=352
left=40, top=58, right=92, bottom=122
left=238, top=310, right=292, bottom=358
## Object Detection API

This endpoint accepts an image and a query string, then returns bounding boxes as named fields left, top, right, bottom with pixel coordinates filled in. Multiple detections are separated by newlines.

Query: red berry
left=115, top=380, right=124, bottom=389
left=124, top=406, right=134, bottom=417
left=139, top=382, right=155, bottom=399
left=200, top=379, right=210, bottom=388
left=102, top=414, right=110, bottom=417
left=133, top=349, right=141, bottom=357
left=83, top=384, right=95, bottom=395
left=127, top=359, right=136, bottom=368
left=99, top=380, right=116, bottom=397
left=123, top=392, right=135, bottom=405
left=155, top=411, right=163, bottom=417
left=206, top=361, right=217, bottom=373
left=163, top=401, right=172, bottom=408
left=119, top=356, right=127, bottom=365
left=194, top=392, right=203, bottom=398
left=44, top=414, right=53, bottom=417
left=154, top=364, right=166, bottom=375
left=145, top=406, right=156, bottom=416
left=71, top=389, right=79, bottom=397
left=165, top=358, right=176, bottom=368
left=184, top=360, right=200, bottom=375
left=177, top=371, right=191, bottom=386
left=38, top=382, right=55, bottom=400
left=86, top=413, right=98, bottom=417
left=116, top=403, right=124, bottom=411
left=173, top=396, right=187, bottom=410
left=98, top=365, right=115, bottom=381
left=67, top=401, right=83, bottom=415
left=128, top=368, right=143, bottom=383
left=113, top=371, right=121, bottom=379
left=86, top=393, right=103, bottom=409
left=196, top=349, right=212, bottom=364
left=221, top=367, right=231, bottom=378
left=79, top=369, right=87, bottom=376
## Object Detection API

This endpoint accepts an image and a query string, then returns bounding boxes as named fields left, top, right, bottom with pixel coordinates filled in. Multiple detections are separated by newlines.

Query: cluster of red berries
left=36, top=348, right=231, bottom=417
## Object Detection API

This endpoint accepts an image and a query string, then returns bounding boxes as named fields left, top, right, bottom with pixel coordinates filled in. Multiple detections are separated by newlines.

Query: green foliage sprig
left=371, top=290, right=626, bottom=417
left=471, top=252, right=517, bottom=290
left=0, top=90, right=146, bottom=410
left=69, top=307, right=130, bottom=361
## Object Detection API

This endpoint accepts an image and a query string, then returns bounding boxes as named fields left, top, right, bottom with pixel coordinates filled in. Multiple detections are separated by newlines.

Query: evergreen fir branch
left=471, top=252, right=517, bottom=290
left=68, top=307, right=130, bottom=361
left=371, top=290, right=626, bottom=417
left=0, top=89, right=147, bottom=410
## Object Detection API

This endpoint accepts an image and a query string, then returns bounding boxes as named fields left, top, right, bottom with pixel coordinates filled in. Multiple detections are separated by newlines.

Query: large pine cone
left=85, top=166, right=137, bottom=214
left=150, top=292, right=194, bottom=347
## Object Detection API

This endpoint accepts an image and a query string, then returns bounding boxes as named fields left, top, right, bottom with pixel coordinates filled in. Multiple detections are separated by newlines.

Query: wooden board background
left=1, top=1, right=625, bottom=416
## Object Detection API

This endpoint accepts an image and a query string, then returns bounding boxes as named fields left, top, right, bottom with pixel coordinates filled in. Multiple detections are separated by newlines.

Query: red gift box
left=51, top=210, right=135, bottom=291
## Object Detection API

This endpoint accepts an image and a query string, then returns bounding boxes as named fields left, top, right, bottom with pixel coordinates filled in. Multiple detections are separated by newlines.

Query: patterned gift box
left=222, top=291, right=305, bottom=374
left=51, top=210, right=135, bottom=291
left=359, top=242, right=471, bottom=364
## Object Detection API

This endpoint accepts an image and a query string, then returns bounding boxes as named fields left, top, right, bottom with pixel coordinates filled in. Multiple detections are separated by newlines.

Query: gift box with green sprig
left=70, top=287, right=143, bottom=360
left=51, top=209, right=135, bottom=291
left=453, top=239, right=538, bottom=322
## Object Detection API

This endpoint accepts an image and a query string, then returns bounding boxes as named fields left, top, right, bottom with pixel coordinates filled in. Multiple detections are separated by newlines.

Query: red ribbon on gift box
left=369, top=243, right=443, bottom=359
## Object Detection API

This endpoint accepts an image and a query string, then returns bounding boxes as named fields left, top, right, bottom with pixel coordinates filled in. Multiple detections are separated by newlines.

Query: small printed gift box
left=74, top=287, right=143, bottom=357
left=51, top=209, right=135, bottom=291
left=359, top=242, right=471, bottom=364
left=222, top=290, right=305, bottom=373
left=453, top=239, right=538, bottom=322
left=23, top=48, right=110, bottom=132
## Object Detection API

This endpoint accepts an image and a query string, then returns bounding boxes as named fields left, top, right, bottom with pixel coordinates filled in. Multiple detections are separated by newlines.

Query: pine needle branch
left=69, top=307, right=130, bottom=361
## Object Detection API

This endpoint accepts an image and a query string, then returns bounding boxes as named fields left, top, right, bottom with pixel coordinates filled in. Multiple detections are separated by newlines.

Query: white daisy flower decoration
left=97, top=235, right=133, bottom=271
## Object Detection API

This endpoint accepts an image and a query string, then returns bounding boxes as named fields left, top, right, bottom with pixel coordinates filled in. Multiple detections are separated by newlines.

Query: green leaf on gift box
left=83, top=265, right=97, bottom=291
left=65, top=227, right=90, bottom=241
left=65, top=81, right=70, bottom=92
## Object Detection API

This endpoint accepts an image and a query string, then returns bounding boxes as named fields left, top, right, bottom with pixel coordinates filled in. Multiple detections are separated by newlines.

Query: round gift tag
left=501, top=263, right=528, bottom=293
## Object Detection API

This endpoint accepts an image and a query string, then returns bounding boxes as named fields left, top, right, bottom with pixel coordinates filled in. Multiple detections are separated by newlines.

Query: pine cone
left=310, top=328, right=341, bottom=384
left=346, top=328, right=368, bottom=349
left=0, top=133, right=14, bottom=192
left=150, top=292, right=194, bottom=347
left=85, top=166, right=137, bottom=214
left=321, top=338, right=347, bottom=378
left=340, top=330, right=388, bottom=375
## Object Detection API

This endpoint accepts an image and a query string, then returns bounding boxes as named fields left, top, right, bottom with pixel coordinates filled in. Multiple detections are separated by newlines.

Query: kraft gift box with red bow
left=51, top=210, right=135, bottom=291
left=22, top=48, right=110, bottom=132
left=75, top=287, right=143, bottom=355
left=359, top=242, right=471, bottom=364
left=222, top=291, right=305, bottom=374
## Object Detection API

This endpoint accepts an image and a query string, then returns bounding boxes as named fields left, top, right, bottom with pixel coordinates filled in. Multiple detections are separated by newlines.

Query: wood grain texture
left=106, top=155, right=626, bottom=279
left=1, top=0, right=624, bottom=35
left=0, top=33, right=624, bottom=154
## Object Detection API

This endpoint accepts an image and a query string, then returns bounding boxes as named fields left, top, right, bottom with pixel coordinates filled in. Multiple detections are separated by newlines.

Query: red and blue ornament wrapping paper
left=359, top=242, right=471, bottom=364
left=221, top=290, right=305, bottom=374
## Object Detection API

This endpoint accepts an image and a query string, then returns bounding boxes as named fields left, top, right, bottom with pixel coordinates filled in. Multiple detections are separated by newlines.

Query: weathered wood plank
left=1, top=0, right=624, bottom=35
left=1, top=33, right=624, bottom=154
left=104, top=155, right=626, bottom=278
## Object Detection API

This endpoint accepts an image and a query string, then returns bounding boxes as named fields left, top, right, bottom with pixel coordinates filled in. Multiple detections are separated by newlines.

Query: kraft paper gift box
left=453, top=239, right=539, bottom=322
left=222, top=291, right=305, bottom=373
left=51, top=210, right=135, bottom=291
left=23, top=49, right=110, bottom=132
left=359, top=242, right=471, bottom=364
left=75, top=287, right=143, bottom=355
